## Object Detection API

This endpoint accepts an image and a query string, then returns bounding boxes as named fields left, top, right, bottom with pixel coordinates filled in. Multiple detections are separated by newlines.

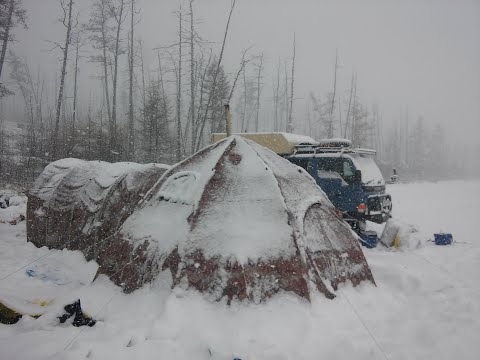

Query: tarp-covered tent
left=27, top=159, right=169, bottom=259
left=28, top=138, right=374, bottom=303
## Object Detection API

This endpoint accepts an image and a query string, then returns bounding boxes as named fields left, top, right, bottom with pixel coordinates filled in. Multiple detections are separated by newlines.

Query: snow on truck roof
left=317, top=138, right=352, bottom=147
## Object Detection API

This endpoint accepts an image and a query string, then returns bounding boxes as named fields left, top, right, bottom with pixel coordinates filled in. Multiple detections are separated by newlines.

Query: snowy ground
left=0, top=180, right=479, bottom=360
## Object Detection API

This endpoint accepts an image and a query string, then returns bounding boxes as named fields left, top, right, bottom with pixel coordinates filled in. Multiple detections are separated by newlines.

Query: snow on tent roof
left=211, top=132, right=318, bottom=155
left=280, top=132, right=317, bottom=144
left=93, top=136, right=374, bottom=303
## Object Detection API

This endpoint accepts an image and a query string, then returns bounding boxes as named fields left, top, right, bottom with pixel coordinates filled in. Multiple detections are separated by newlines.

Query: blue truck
left=286, top=138, right=392, bottom=235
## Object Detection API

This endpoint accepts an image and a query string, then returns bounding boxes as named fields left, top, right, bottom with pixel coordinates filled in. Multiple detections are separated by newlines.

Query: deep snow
left=0, top=180, right=479, bottom=360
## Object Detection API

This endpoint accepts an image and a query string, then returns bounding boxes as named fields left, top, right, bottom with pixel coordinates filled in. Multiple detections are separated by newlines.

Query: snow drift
left=27, top=137, right=374, bottom=303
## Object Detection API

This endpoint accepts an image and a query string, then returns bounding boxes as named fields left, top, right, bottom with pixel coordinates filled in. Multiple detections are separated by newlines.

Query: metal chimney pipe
left=225, top=103, right=232, bottom=137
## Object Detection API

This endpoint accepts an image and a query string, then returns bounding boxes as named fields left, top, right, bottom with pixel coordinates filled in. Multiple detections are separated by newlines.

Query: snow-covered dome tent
left=92, top=136, right=375, bottom=303
left=27, top=159, right=169, bottom=259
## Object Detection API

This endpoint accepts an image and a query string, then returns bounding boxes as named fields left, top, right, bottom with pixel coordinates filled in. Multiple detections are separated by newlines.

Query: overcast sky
left=9, top=0, right=480, bottom=145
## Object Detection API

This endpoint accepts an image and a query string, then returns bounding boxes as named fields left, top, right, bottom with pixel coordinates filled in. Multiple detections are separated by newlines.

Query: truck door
left=310, top=157, right=363, bottom=213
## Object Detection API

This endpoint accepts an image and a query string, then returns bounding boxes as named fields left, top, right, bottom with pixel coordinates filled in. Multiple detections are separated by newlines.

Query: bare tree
left=107, top=0, right=127, bottom=158
left=189, top=0, right=196, bottom=154
left=241, top=65, right=247, bottom=131
left=283, top=61, right=289, bottom=132
left=254, top=53, right=263, bottom=132
left=237, top=65, right=257, bottom=133
left=287, top=33, right=296, bottom=133
left=70, top=32, right=81, bottom=153
left=273, top=58, right=281, bottom=132
left=85, top=0, right=113, bottom=125
left=227, top=46, right=252, bottom=103
left=328, top=49, right=339, bottom=136
left=343, top=72, right=355, bottom=138
left=52, top=0, right=75, bottom=160
left=0, top=0, right=27, bottom=95
left=8, top=52, right=45, bottom=182
left=156, top=51, right=169, bottom=159
left=350, top=74, right=358, bottom=142
left=175, top=4, right=183, bottom=160
left=139, top=41, right=146, bottom=114
left=194, top=0, right=236, bottom=152
left=349, top=77, right=372, bottom=147
left=127, top=0, right=136, bottom=160
left=193, top=50, right=212, bottom=140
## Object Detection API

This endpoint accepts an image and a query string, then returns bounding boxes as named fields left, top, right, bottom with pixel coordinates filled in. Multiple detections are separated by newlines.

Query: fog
left=9, top=0, right=479, bottom=141
left=0, top=0, right=479, bottom=186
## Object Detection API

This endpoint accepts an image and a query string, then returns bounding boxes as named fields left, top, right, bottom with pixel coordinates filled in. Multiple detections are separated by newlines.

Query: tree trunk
left=0, top=0, right=15, bottom=82
left=52, top=0, right=74, bottom=160
left=242, top=67, right=247, bottom=132
left=287, top=34, right=295, bottom=133
left=157, top=52, right=168, bottom=133
left=273, top=59, right=280, bottom=132
left=127, top=0, right=135, bottom=160
left=343, top=72, right=355, bottom=138
left=176, top=5, right=182, bottom=160
left=71, top=35, right=79, bottom=154
left=194, top=0, right=236, bottom=152
left=100, top=0, right=111, bottom=124
left=284, top=62, right=289, bottom=132
left=189, top=0, right=196, bottom=154
left=111, top=0, right=125, bottom=159
left=351, top=75, right=358, bottom=145
left=328, top=49, right=338, bottom=138
left=255, top=54, right=263, bottom=132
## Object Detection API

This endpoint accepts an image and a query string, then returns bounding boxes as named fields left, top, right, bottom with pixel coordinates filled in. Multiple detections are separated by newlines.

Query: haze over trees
left=0, top=0, right=27, bottom=96
left=0, top=0, right=478, bottom=188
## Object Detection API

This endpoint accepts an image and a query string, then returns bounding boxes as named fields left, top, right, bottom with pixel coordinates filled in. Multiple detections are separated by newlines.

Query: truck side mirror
left=354, top=169, right=362, bottom=184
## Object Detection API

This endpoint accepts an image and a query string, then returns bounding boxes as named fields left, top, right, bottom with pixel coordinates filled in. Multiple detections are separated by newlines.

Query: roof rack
left=293, top=144, right=377, bottom=156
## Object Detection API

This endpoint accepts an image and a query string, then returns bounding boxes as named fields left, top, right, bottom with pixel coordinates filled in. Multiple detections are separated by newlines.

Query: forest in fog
left=0, top=0, right=478, bottom=188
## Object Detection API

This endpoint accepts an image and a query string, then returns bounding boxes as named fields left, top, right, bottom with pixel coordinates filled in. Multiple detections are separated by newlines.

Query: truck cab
left=287, top=139, right=392, bottom=229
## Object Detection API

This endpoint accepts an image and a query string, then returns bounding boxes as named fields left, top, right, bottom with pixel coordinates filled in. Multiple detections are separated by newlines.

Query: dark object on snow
left=390, top=168, right=399, bottom=184
left=58, top=299, right=96, bottom=327
left=358, top=230, right=379, bottom=248
left=434, top=233, right=453, bottom=245
left=0, top=301, right=23, bottom=325
left=0, top=194, right=10, bottom=209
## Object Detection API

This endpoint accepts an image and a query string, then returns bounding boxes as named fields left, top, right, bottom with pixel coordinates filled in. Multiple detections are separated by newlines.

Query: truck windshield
left=350, top=155, right=385, bottom=186
left=317, top=158, right=356, bottom=184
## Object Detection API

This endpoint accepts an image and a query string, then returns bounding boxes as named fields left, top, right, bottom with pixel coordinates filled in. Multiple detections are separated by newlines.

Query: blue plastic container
left=434, top=233, right=453, bottom=245
left=359, top=230, right=378, bottom=248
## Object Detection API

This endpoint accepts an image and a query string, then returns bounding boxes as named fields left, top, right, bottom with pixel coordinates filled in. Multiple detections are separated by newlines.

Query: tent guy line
left=0, top=230, right=119, bottom=282
left=339, top=288, right=390, bottom=360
